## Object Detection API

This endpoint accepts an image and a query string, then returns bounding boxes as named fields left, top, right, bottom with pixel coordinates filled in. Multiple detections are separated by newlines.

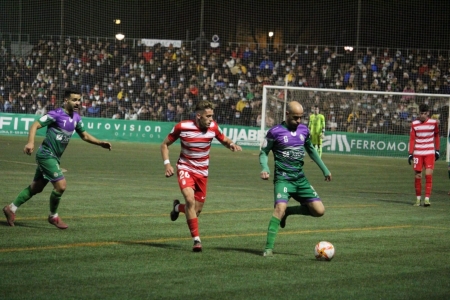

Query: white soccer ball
left=314, top=241, right=335, bottom=261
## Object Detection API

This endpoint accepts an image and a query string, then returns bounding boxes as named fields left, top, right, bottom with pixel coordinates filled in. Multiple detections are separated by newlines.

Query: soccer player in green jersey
left=260, top=101, right=332, bottom=257
left=308, top=105, right=326, bottom=157
left=3, top=88, right=112, bottom=229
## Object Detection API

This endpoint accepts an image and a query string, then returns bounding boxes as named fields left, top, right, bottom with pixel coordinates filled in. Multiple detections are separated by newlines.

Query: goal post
left=261, top=85, right=450, bottom=159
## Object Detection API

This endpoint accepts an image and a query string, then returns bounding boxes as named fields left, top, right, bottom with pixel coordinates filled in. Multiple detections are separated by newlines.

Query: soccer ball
left=314, top=241, right=335, bottom=261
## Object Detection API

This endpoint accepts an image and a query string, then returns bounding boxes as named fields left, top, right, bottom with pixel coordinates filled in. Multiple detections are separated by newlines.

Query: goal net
left=261, top=85, right=450, bottom=159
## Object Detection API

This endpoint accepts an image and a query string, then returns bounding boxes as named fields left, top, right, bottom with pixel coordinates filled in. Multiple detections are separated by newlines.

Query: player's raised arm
left=160, top=136, right=175, bottom=177
left=259, top=136, right=273, bottom=180
left=24, top=121, right=42, bottom=155
left=78, top=131, right=112, bottom=150
left=305, top=137, right=331, bottom=181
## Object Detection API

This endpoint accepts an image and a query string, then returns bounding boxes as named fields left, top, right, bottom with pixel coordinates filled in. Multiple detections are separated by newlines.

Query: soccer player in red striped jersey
left=408, top=104, right=440, bottom=207
left=160, top=100, right=242, bottom=252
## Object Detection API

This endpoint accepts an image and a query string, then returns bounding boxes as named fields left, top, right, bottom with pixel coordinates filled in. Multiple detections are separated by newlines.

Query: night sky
left=1, top=0, right=449, bottom=49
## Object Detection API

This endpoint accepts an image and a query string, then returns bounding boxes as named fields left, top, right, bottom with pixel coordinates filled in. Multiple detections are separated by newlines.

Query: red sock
left=178, top=203, right=185, bottom=213
left=425, top=175, right=432, bottom=198
left=415, top=178, right=422, bottom=197
left=187, top=218, right=199, bottom=238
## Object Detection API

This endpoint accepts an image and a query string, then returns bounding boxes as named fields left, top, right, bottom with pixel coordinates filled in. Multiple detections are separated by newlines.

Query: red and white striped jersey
left=167, top=120, right=226, bottom=176
left=409, top=118, right=440, bottom=156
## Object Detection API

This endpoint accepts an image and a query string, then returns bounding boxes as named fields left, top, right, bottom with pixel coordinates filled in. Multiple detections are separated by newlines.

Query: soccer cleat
left=424, top=199, right=431, bottom=207
left=413, top=199, right=421, bottom=207
left=280, top=214, right=287, bottom=228
left=170, top=199, right=180, bottom=221
left=263, top=249, right=273, bottom=257
left=3, top=205, right=16, bottom=227
left=48, top=215, right=68, bottom=229
left=192, top=240, right=202, bottom=252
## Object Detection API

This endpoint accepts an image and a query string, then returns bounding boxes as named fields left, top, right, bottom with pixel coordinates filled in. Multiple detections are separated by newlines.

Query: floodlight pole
left=198, top=0, right=205, bottom=62
left=354, top=0, right=361, bottom=63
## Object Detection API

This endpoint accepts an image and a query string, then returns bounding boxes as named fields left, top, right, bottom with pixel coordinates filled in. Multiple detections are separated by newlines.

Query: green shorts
left=34, top=155, right=64, bottom=183
left=273, top=177, right=320, bottom=206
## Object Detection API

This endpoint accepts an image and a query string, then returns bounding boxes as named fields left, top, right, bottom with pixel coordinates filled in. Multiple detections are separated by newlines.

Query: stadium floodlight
left=115, top=33, right=125, bottom=41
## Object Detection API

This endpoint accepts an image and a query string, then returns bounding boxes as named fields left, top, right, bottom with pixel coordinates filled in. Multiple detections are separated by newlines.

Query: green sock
left=12, top=186, right=34, bottom=207
left=265, top=216, right=280, bottom=250
left=49, top=190, right=63, bottom=215
left=318, top=145, right=322, bottom=157
left=285, top=205, right=312, bottom=217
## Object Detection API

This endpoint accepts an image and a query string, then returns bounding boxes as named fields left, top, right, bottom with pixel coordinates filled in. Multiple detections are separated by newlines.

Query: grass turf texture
left=1, top=135, right=450, bottom=299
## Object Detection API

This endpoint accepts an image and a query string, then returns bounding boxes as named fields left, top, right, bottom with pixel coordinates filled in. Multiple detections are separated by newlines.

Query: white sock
left=193, top=237, right=201, bottom=242
left=49, top=213, right=58, bottom=218
left=416, top=196, right=421, bottom=201
left=9, top=203, right=18, bottom=213
left=425, top=197, right=430, bottom=201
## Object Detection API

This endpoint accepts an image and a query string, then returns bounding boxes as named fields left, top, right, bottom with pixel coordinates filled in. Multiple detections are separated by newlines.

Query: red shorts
left=412, top=154, right=435, bottom=172
left=177, top=169, right=208, bottom=203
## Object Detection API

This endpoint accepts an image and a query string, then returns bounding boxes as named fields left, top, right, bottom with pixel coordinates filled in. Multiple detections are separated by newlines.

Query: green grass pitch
left=1, top=135, right=449, bottom=299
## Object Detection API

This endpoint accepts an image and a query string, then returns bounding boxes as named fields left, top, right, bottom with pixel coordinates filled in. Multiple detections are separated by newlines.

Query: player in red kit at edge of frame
left=160, top=100, right=242, bottom=252
left=408, top=103, right=440, bottom=207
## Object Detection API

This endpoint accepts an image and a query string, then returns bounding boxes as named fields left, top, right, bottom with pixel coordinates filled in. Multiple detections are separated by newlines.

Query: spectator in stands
left=34, top=100, right=46, bottom=116
left=259, top=55, right=274, bottom=74
left=307, top=70, right=320, bottom=88
left=86, top=100, right=101, bottom=117
left=172, top=104, right=185, bottom=122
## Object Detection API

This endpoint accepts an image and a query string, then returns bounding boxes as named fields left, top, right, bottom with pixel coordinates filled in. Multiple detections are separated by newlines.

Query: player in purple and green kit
left=3, top=88, right=112, bottom=229
left=260, top=101, right=332, bottom=257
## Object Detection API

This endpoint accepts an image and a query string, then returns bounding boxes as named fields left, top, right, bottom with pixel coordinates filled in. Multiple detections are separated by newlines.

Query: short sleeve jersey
left=261, top=122, right=311, bottom=181
left=167, top=120, right=226, bottom=177
left=37, top=108, right=85, bottom=161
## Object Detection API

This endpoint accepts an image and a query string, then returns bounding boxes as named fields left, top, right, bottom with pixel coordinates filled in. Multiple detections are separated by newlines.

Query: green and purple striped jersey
left=36, top=108, right=85, bottom=160
left=261, top=122, right=312, bottom=181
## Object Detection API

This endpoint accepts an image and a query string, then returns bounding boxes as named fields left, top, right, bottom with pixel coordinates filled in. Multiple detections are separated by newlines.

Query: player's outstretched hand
left=324, top=173, right=332, bottom=182
left=230, top=143, right=242, bottom=152
left=408, top=154, right=413, bottom=165
left=23, top=143, right=34, bottom=155
left=100, top=141, right=112, bottom=151
left=260, top=171, right=270, bottom=180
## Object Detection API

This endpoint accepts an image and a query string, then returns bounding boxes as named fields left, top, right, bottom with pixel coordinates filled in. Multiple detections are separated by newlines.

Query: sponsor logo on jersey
left=277, top=193, right=282, bottom=198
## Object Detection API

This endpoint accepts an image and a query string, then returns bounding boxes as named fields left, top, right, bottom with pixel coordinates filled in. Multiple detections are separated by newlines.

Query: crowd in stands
left=0, top=38, right=449, bottom=136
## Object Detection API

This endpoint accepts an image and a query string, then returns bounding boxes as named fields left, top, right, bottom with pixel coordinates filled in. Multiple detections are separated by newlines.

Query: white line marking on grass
left=0, top=159, right=67, bottom=172
left=0, top=225, right=413, bottom=253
